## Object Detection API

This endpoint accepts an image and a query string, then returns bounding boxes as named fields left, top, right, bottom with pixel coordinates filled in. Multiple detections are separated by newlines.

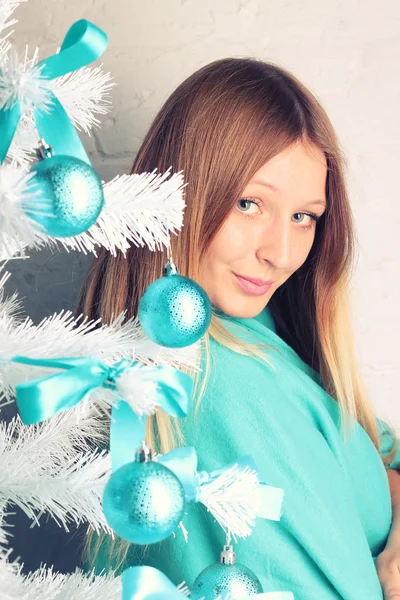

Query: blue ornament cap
left=102, top=447, right=186, bottom=545
left=190, top=544, right=263, bottom=599
left=28, top=148, right=104, bottom=237
left=138, top=260, right=212, bottom=348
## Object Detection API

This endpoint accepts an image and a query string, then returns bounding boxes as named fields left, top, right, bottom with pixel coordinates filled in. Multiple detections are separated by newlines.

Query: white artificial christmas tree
left=0, top=3, right=292, bottom=598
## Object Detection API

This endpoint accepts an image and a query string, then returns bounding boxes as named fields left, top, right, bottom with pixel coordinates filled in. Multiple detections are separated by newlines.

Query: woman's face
left=198, top=141, right=328, bottom=318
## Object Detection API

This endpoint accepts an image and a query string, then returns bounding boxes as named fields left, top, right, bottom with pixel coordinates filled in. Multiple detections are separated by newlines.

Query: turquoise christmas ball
left=138, top=273, right=212, bottom=348
left=28, top=155, right=104, bottom=237
left=102, top=460, right=185, bottom=545
left=190, top=563, right=263, bottom=599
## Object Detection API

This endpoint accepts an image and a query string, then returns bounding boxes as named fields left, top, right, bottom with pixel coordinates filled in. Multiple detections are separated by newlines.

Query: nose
left=257, top=214, right=292, bottom=270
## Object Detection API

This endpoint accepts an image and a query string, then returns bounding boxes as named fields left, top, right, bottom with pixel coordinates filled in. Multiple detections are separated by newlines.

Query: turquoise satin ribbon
left=0, top=19, right=108, bottom=163
left=121, top=565, right=295, bottom=600
left=122, top=566, right=186, bottom=600
left=9, top=355, right=192, bottom=429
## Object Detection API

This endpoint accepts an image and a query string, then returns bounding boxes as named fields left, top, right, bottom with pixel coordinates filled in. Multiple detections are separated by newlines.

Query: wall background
left=2, top=0, right=400, bottom=572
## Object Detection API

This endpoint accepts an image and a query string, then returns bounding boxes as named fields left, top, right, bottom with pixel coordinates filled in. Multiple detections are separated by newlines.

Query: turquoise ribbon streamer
left=110, top=367, right=192, bottom=472
left=8, top=355, right=192, bottom=429
left=0, top=19, right=108, bottom=163
left=122, top=566, right=186, bottom=600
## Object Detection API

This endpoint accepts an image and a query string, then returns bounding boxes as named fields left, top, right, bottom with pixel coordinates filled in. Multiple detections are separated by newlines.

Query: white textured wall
left=9, top=0, right=400, bottom=428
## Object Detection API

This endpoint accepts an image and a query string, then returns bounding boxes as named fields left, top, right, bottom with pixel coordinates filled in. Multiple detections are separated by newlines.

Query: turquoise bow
left=9, top=355, right=192, bottom=429
left=0, top=19, right=108, bottom=163
left=157, top=447, right=284, bottom=523
left=157, top=446, right=261, bottom=503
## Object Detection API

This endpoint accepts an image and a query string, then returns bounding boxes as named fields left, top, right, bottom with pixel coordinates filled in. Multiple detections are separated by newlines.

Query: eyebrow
left=251, top=178, right=327, bottom=208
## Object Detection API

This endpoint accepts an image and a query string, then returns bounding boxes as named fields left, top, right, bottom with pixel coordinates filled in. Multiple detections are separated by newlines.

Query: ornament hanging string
left=6, top=355, right=192, bottom=429
left=0, top=19, right=108, bottom=163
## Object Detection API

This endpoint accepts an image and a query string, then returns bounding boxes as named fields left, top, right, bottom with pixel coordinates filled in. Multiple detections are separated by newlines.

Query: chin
left=214, top=296, right=270, bottom=319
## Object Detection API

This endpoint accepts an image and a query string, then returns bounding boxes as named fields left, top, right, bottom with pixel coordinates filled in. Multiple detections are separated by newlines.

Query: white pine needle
left=0, top=45, right=42, bottom=167
left=55, top=169, right=187, bottom=256
left=0, top=47, right=52, bottom=111
left=0, top=162, right=52, bottom=258
left=0, top=560, right=121, bottom=600
left=7, top=108, right=37, bottom=166
left=0, top=502, right=11, bottom=547
left=0, top=414, right=111, bottom=532
left=0, top=1, right=27, bottom=39
left=198, top=464, right=261, bottom=542
left=114, top=365, right=160, bottom=417
left=0, top=554, right=25, bottom=600
left=0, top=37, right=11, bottom=61
left=48, top=64, right=115, bottom=135
left=0, top=269, right=24, bottom=320
left=5, top=49, right=41, bottom=165
left=0, top=234, right=29, bottom=260
left=24, top=567, right=121, bottom=600
left=177, top=581, right=191, bottom=596
left=117, top=313, right=201, bottom=369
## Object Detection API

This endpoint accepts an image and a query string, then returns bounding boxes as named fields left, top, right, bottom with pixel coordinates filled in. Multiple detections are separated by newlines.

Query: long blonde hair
left=77, top=57, right=398, bottom=571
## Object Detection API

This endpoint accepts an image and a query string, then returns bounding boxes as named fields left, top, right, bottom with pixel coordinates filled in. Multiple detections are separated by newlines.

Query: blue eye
left=237, top=198, right=261, bottom=214
left=292, top=212, right=320, bottom=229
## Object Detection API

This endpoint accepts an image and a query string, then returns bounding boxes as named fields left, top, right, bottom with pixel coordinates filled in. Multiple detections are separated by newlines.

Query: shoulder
left=205, top=328, right=281, bottom=391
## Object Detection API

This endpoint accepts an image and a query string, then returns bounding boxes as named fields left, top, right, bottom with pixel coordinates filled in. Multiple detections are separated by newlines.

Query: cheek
left=207, top=219, right=252, bottom=266
left=291, top=233, right=316, bottom=271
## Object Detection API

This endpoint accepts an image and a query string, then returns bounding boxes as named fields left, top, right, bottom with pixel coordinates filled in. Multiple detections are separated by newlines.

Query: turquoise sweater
left=91, top=306, right=399, bottom=599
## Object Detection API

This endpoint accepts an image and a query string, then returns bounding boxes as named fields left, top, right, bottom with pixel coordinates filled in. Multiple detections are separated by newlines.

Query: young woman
left=78, top=57, right=400, bottom=599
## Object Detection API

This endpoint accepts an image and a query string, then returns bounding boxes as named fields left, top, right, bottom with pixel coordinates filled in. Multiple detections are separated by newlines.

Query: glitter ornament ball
left=27, top=142, right=104, bottom=237
left=138, top=259, right=212, bottom=348
left=102, top=445, right=185, bottom=545
left=190, top=545, right=263, bottom=599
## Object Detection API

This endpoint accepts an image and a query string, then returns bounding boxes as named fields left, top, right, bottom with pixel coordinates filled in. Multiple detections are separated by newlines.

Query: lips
left=235, top=274, right=275, bottom=286
left=233, top=273, right=275, bottom=296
